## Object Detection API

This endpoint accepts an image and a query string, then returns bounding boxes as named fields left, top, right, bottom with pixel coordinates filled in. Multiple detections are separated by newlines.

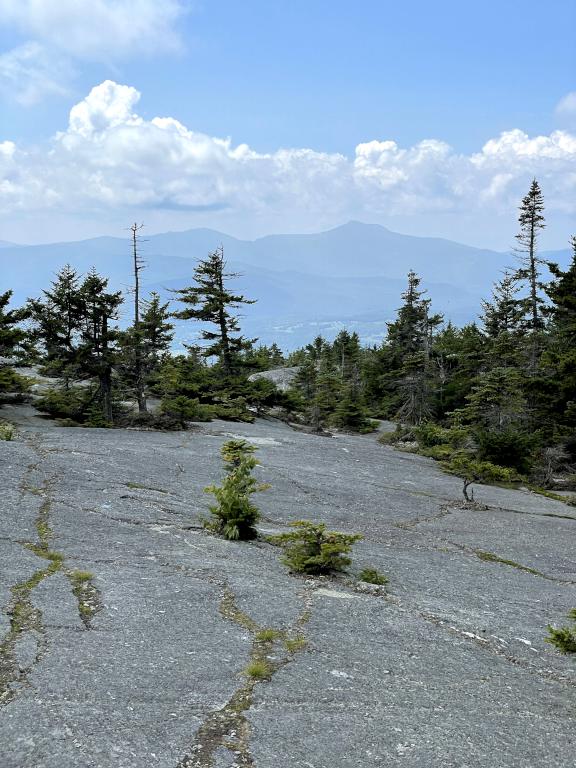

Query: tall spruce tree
left=171, top=246, right=255, bottom=376
left=513, top=179, right=547, bottom=371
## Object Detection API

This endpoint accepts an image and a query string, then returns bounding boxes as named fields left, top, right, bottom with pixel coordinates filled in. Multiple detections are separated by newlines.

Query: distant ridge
left=1, top=222, right=570, bottom=349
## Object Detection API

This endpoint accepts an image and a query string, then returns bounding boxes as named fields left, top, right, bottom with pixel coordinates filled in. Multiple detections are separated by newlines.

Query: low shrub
left=445, top=453, right=519, bottom=501
left=477, top=429, right=536, bottom=473
left=358, top=567, right=388, bottom=585
left=160, top=395, right=214, bottom=424
left=35, top=386, right=88, bottom=420
left=0, top=421, right=14, bottom=441
left=270, top=520, right=362, bottom=575
left=546, top=609, right=576, bottom=654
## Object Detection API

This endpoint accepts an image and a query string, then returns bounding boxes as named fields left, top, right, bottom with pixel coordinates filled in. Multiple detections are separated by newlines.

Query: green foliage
left=271, top=521, right=362, bottom=575
left=358, top=567, right=388, bottom=585
left=204, top=439, right=268, bottom=540
left=245, top=659, right=272, bottom=679
left=171, top=245, right=256, bottom=375
left=35, top=386, right=92, bottom=421
left=546, top=609, right=576, bottom=654
left=445, top=453, right=519, bottom=501
left=476, top=429, right=535, bottom=473
left=160, top=395, right=214, bottom=424
left=0, top=421, right=14, bottom=441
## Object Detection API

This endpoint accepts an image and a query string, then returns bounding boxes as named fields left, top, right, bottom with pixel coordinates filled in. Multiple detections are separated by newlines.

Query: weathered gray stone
left=248, top=366, right=300, bottom=392
left=0, top=417, right=574, bottom=767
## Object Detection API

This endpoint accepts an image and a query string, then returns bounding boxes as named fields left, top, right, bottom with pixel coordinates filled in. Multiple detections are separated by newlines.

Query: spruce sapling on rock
left=204, top=439, right=268, bottom=540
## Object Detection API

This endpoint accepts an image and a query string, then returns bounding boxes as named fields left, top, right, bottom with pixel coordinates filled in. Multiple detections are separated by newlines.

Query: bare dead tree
left=130, top=222, right=147, bottom=412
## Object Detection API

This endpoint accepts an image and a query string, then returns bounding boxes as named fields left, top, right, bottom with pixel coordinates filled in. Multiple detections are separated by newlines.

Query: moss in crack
left=0, top=561, right=60, bottom=705
left=126, top=482, right=169, bottom=494
left=176, top=584, right=312, bottom=768
left=66, top=570, right=101, bottom=629
left=475, top=550, right=545, bottom=577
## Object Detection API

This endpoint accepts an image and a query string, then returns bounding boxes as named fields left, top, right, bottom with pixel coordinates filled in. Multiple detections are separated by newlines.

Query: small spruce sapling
left=546, top=609, right=576, bottom=654
left=204, top=439, right=268, bottom=540
left=271, top=520, right=362, bottom=575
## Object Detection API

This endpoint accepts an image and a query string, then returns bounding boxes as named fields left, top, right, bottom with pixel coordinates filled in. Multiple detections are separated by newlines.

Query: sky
left=0, top=0, right=574, bottom=249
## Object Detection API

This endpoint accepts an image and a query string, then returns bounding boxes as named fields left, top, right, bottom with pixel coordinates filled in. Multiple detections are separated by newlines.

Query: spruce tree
left=513, top=179, right=547, bottom=371
left=0, top=291, right=27, bottom=395
left=28, top=265, right=84, bottom=383
left=171, top=246, right=255, bottom=376
left=543, top=236, right=576, bottom=426
left=384, top=271, right=442, bottom=423
left=78, top=270, right=123, bottom=423
left=480, top=271, right=524, bottom=368
left=119, top=292, right=173, bottom=408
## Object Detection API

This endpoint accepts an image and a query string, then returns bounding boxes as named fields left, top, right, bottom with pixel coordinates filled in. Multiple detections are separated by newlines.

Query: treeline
left=1, top=180, right=575, bottom=487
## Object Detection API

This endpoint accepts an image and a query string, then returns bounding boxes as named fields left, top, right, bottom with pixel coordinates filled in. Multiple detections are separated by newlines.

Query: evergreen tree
left=543, top=236, right=576, bottom=426
left=384, top=271, right=443, bottom=423
left=77, top=270, right=123, bottom=422
left=30, top=267, right=123, bottom=423
left=513, top=179, right=547, bottom=370
left=0, top=291, right=27, bottom=395
left=28, top=265, right=84, bottom=383
left=480, top=272, right=524, bottom=368
left=171, top=246, right=256, bottom=375
left=119, top=292, right=173, bottom=407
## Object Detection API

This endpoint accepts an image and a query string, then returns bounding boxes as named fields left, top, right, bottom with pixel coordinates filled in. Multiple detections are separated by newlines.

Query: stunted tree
left=171, top=246, right=256, bottom=376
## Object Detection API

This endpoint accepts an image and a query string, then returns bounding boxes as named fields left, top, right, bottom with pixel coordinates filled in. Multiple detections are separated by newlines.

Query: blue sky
left=0, top=0, right=574, bottom=248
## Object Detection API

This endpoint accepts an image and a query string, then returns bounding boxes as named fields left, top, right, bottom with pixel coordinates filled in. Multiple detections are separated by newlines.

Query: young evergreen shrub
left=546, top=610, right=576, bottom=654
left=0, top=421, right=14, bottom=441
left=414, top=422, right=452, bottom=447
left=358, top=567, right=388, bottom=585
left=212, top=396, right=255, bottom=423
left=35, top=386, right=88, bottom=420
left=271, top=521, right=362, bottom=575
left=477, top=429, right=535, bottom=473
left=160, top=395, right=214, bottom=423
left=204, top=439, right=268, bottom=540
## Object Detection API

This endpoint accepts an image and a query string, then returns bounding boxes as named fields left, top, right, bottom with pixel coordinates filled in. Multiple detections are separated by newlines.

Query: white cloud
left=0, top=0, right=185, bottom=59
left=0, top=42, right=71, bottom=105
left=556, top=92, right=576, bottom=117
left=0, top=1, right=186, bottom=103
left=1, top=80, right=575, bottom=231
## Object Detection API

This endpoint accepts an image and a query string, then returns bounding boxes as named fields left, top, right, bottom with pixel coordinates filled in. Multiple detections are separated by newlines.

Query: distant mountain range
left=0, top=222, right=570, bottom=349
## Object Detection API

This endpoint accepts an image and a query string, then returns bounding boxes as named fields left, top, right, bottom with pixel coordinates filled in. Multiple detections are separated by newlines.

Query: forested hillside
left=1, top=180, right=575, bottom=493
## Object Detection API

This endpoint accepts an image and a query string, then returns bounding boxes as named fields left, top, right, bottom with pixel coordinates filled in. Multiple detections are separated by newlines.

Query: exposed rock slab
left=0, top=419, right=574, bottom=767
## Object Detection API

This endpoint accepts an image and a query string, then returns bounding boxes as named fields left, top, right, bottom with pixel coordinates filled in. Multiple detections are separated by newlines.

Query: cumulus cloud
left=1, top=80, right=575, bottom=229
